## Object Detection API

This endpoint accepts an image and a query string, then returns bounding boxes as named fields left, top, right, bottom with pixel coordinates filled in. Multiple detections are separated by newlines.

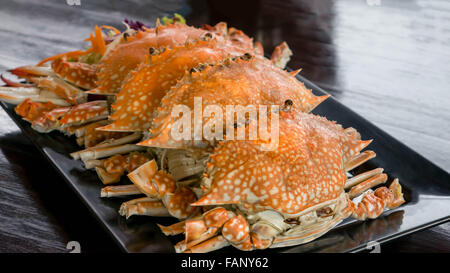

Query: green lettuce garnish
left=161, top=13, right=186, bottom=25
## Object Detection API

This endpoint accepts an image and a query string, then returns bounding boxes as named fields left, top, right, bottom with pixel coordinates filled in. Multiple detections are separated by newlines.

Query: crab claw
left=168, top=207, right=235, bottom=253
left=127, top=160, right=177, bottom=198
left=119, top=199, right=170, bottom=219
left=9, top=65, right=53, bottom=78
left=26, top=100, right=108, bottom=133
left=31, top=106, right=70, bottom=133
left=59, top=100, right=109, bottom=127
left=123, top=160, right=198, bottom=220
left=14, top=98, right=60, bottom=122
left=51, top=57, right=98, bottom=90
left=90, top=152, right=151, bottom=184
left=29, top=76, right=87, bottom=104
left=175, top=208, right=253, bottom=253
left=1, top=74, right=33, bottom=87
left=82, top=121, right=130, bottom=148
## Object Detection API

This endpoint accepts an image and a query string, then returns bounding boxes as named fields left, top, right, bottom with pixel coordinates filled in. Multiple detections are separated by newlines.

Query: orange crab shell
left=31, top=107, right=71, bottom=132
left=201, top=23, right=259, bottom=55
left=100, top=38, right=245, bottom=132
left=166, top=186, right=199, bottom=219
left=51, top=57, right=98, bottom=90
left=29, top=76, right=86, bottom=105
left=14, top=98, right=60, bottom=122
left=192, top=110, right=372, bottom=216
left=59, top=100, right=108, bottom=126
left=90, top=22, right=258, bottom=96
left=127, top=152, right=151, bottom=172
left=139, top=56, right=328, bottom=149
left=90, top=23, right=209, bottom=95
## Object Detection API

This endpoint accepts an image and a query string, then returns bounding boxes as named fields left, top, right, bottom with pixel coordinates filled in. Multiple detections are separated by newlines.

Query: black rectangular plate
left=1, top=75, right=449, bottom=253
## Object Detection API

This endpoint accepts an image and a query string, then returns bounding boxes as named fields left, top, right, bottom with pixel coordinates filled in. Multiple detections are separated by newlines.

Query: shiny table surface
left=0, top=0, right=449, bottom=252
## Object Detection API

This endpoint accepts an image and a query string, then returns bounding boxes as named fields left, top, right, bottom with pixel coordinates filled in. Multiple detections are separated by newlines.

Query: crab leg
left=14, top=98, right=61, bottom=122
left=73, top=120, right=109, bottom=138
left=180, top=213, right=256, bottom=252
left=125, top=160, right=199, bottom=219
left=270, top=41, right=293, bottom=69
left=83, top=159, right=101, bottom=169
left=79, top=144, right=145, bottom=161
left=9, top=65, right=54, bottom=78
left=348, top=178, right=405, bottom=220
left=166, top=149, right=209, bottom=181
left=95, top=167, right=123, bottom=184
left=100, top=184, right=141, bottom=197
left=0, top=86, right=70, bottom=106
left=119, top=197, right=158, bottom=217
left=58, top=100, right=109, bottom=128
left=348, top=173, right=387, bottom=198
left=345, top=167, right=384, bottom=189
left=76, top=121, right=130, bottom=148
left=169, top=207, right=234, bottom=252
left=158, top=220, right=195, bottom=236
left=89, top=152, right=151, bottom=184
left=29, top=76, right=87, bottom=104
left=183, top=236, right=230, bottom=253
left=71, top=132, right=143, bottom=160
left=270, top=212, right=346, bottom=248
left=120, top=199, right=170, bottom=219
left=5, top=64, right=91, bottom=105
left=50, top=57, right=98, bottom=90
left=344, top=150, right=376, bottom=171
left=175, top=220, right=217, bottom=252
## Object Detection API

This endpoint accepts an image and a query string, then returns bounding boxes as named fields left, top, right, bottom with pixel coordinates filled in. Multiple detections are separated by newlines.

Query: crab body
left=140, top=55, right=328, bottom=149
left=101, top=37, right=255, bottom=132
left=132, top=111, right=404, bottom=252
left=0, top=18, right=406, bottom=253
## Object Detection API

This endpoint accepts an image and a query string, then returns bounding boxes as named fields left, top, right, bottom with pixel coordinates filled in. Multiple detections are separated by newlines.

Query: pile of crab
left=0, top=16, right=404, bottom=253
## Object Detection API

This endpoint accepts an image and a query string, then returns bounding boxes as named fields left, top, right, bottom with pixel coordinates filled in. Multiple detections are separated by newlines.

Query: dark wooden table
left=0, top=0, right=448, bottom=253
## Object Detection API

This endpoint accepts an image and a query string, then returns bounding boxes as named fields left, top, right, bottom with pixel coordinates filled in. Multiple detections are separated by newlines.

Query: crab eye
left=123, top=33, right=129, bottom=42
left=282, top=99, right=293, bottom=112
left=149, top=47, right=157, bottom=55
left=240, top=53, right=253, bottom=61
left=201, top=32, right=213, bottom=41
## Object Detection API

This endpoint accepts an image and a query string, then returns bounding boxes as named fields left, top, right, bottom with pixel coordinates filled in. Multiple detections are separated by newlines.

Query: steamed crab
left=118, top=110, right=404, bottom=252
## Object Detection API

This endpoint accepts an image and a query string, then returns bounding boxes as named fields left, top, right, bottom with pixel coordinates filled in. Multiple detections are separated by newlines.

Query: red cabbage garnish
left=124, top=19, right=149, bottom=31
